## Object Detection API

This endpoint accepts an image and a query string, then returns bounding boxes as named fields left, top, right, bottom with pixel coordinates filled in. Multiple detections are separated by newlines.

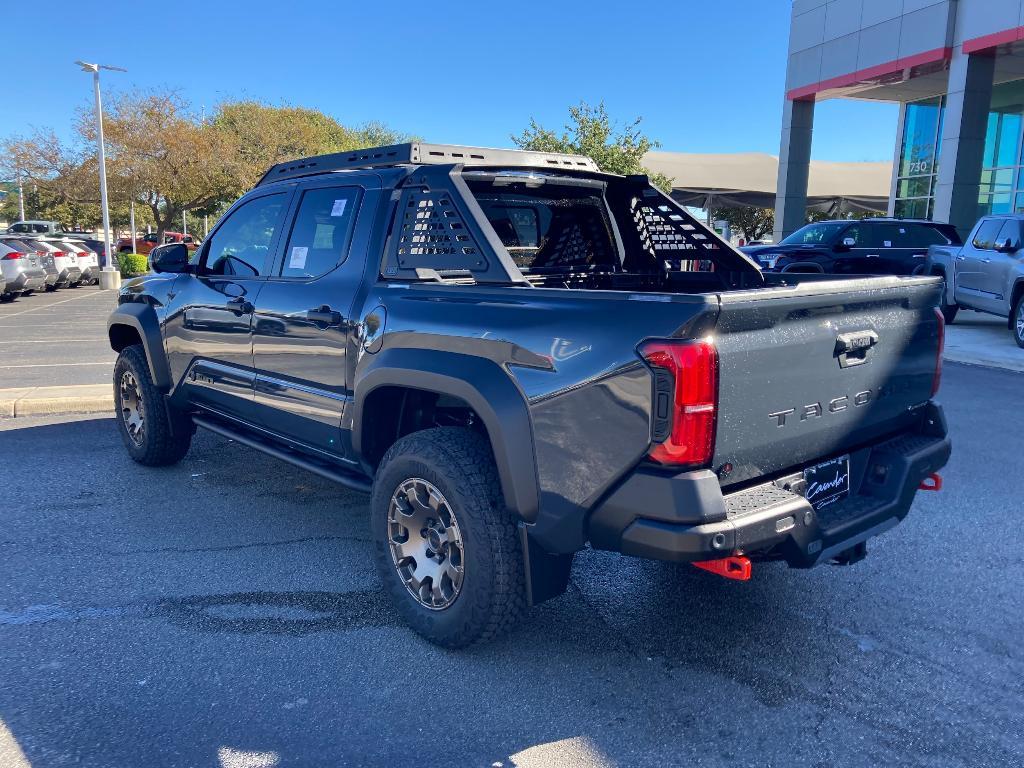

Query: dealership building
left=776, top=0, right=1024, bottom=240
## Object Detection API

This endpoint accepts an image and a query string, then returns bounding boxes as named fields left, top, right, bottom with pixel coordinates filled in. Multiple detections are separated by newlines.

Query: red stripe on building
left=786, top=47, right=952, bottom=101
left=962, top=26, right=1024, bottom=54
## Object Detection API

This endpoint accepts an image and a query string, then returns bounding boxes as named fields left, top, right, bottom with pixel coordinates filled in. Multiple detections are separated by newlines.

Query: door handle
left=306, top=305, right=343, bottom=327
left=955, top=255, right=967, bottom=262
left=225, top=296, right=254, bottom=315
left=980, top=258, right=992, bottom=264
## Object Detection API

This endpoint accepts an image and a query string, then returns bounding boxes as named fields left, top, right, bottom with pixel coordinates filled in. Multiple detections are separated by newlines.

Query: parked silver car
left=0, top=238, right=47, bottom=300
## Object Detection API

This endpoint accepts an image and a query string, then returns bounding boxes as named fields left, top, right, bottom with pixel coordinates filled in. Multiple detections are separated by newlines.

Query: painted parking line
left=0, top=339, right=106, bottom=344
left=0, top=291, right=112, bottom=319
left=2, top=362, right=113, bottom=369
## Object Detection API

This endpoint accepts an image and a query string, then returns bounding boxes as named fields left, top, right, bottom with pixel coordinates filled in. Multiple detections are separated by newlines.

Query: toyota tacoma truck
left=107, top=143, right=951, bottom=647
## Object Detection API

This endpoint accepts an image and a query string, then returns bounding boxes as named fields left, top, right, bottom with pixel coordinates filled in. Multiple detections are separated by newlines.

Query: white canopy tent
left=642, top=151, right=892, bottom=214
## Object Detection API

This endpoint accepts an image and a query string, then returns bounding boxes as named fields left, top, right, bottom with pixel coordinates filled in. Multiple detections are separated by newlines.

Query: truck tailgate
left=711, top=276, right=943, bottom=489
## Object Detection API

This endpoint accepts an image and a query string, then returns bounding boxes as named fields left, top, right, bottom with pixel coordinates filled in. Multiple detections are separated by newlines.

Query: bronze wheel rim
left=119, top=370, right=145, bottom=446
left=387, top=478, right=465, bottom=610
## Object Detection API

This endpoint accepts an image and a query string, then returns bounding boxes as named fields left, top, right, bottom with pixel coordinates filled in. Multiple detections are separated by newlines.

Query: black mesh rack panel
left=257, top=143, right=600, bottom=187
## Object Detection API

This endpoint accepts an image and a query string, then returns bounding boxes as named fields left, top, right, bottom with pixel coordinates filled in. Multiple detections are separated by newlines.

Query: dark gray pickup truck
left=107, top=143, right=951, bottom=647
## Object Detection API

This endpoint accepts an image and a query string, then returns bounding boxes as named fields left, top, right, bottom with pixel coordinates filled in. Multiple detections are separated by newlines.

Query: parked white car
left=52, top=239, right=100, bottom=285
left=32, top=239, right=82, bottom=288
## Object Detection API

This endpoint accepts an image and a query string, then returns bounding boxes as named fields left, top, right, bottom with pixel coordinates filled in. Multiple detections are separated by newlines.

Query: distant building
left=777, top=0, right=1024, bottom=239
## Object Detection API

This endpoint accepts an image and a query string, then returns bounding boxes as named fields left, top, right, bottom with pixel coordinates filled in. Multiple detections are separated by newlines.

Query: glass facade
left=895, top=81, right=1024, bottom=220
left=894, top=96, right=943, bottom=219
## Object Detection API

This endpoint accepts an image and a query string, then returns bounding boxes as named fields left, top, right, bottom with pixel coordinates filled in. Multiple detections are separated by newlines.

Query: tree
left=511, top=102, right=673, bottom=191
left=712, top=206, right=775, bottom=242
left=94, top=92, right=241, bottom=238
left=213, top=102, right=415, bottom=191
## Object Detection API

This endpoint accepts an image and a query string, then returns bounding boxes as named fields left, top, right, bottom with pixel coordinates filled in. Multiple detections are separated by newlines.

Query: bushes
left=118, top=253, right=149, bottom=277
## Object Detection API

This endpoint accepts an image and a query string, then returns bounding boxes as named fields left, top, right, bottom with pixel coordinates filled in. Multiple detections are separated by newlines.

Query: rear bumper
left=6, top=270, right=46, bottom=292
left=587, top=403, right=950, bottom=568
left=58, top=267, right=83, bottom=285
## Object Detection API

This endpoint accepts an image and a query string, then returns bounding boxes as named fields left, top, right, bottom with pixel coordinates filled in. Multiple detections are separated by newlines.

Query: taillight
left=639, top=338, right=718, bottom=468
left=52, top=251, right=64, bottom=258
left=932, top=306, right=944, bottom=397
left=2, top=252, right=25, bottom=260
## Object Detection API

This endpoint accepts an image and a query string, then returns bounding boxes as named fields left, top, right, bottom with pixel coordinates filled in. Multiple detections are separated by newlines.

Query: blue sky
left=3, top=0, right=898, bottom=163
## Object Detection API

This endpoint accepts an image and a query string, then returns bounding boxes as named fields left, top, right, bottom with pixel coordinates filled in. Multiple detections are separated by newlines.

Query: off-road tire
left=1013, top=293, right=1024, bottom=349
left=113, top=344, right=193, bottom=466
left=371, top=427, right=525, bottom=648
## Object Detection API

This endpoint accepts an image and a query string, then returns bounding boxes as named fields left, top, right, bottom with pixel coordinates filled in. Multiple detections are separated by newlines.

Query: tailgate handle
left=835, top=330, right=878, bottom=368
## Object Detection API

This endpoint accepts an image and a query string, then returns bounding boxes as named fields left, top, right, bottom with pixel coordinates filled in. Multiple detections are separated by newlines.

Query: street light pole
left=16, top=167, right=26, bottom=221
left=75, top=60, right=126, bottom=290
left=130, top=200, right=136, bottom=253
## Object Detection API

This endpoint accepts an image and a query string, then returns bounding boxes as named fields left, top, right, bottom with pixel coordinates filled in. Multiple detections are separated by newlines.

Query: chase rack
left=256, top=142, right=601, bottom=187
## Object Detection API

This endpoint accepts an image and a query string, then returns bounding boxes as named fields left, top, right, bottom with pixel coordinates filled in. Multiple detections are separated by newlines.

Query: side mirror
left=150, top=243, right=190, bottom=273
left=835, top=237, right=856, bottom=251
left=997, top=237, right=1018, bottom=253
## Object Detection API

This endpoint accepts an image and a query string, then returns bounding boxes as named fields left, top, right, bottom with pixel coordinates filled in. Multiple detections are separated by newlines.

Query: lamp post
left=16, top=167, right=26, bottom=221
left=74, top=60, right=126, bottom=290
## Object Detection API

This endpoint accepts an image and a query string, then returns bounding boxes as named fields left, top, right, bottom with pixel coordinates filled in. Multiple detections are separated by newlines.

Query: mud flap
left=520, top=524, right=574, bottom=606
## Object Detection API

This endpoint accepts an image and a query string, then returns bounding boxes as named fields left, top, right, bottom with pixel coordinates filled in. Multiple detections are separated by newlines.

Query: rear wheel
left=1013, top=293, right=1024, bottom=349
left=371, top=427, right=525, bottom=648
left=113, top=344, right=193, bottom=466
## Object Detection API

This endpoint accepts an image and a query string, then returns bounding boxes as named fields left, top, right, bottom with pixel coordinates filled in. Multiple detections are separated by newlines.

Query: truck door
left=954, top=218, right=1002, bottom=307
left=977, top=219, right=1023, bottom=312
left=162, top=190, right=291, bottom=419
left=250, top=179, right=379, bottom=455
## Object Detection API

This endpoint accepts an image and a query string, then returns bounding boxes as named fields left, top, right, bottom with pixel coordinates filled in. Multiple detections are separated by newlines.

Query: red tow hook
left=919, top=473, right=943, bottom=491
left=692, top=556, right=752, bottom=581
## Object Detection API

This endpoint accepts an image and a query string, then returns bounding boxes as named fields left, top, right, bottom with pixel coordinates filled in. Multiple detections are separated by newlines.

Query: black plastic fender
left=350, top=347, right=540, bottom=522
left=107, top=302, right=172, bottom=391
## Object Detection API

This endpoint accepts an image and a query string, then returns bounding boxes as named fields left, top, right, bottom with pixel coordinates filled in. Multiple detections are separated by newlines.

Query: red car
left=117, top=232, right=199, bottom=255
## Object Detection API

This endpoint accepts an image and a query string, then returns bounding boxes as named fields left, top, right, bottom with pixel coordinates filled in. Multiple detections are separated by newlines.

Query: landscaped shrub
left=119, top=253, right=149, bottom=277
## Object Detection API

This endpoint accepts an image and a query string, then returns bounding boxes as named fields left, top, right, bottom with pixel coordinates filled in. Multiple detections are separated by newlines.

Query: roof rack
left=255, top=142, right=600, bottom=187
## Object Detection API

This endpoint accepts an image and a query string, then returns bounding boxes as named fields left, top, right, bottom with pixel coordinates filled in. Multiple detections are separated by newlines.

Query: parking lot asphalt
left=0, top=286, right=116, bottom=389
left=0, top=362, right=1021, bottom=768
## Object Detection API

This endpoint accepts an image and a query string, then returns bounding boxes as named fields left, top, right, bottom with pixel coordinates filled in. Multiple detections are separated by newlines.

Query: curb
left=0, top=386, right=113, bottom=418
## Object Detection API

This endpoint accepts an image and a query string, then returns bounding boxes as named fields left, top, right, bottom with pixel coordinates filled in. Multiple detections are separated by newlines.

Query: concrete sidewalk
left=944, top=312, right=1024, bottom=373
left=0, top=385, right=113, bottom=417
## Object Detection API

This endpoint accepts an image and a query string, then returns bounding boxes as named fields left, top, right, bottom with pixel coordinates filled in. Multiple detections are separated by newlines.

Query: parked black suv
left=108, top=144, right=950, bottom=647
left=743, top=218, right=961, bottom=275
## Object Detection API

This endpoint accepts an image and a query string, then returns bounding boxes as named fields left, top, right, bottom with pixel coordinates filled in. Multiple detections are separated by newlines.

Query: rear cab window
left=279, top=187, right=361, bottom=279
left=972, top=219, right=1004, bottom=250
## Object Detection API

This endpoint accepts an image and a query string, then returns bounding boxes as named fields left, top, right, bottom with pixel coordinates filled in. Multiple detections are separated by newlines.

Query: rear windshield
left=1, top=239, right=33, bottom=251
left=467, top=180, right=620, bottom=272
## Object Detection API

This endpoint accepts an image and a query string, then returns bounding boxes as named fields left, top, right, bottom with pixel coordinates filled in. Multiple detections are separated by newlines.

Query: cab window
left=202, top=193, right=288, bottom=277
left=972, top=219, right=1004, bottom=250
left=279, top=187, right=360, bottom=278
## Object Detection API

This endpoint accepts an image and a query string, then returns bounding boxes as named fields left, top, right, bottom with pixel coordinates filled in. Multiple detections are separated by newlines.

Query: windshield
left=780, top=222, right=848, bottom=246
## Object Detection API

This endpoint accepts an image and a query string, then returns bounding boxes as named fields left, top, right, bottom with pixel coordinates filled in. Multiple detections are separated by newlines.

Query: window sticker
left=289, top=246, right=308, bottom=270
left=330, top=199, right=348, bottom=217
left=883, top=240, right=892, bottom=248
left=899, top=228, right=906, bottom=234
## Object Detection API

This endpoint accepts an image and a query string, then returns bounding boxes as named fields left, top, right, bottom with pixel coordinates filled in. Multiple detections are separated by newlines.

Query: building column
left=932, top=50, right=995, bottom=235
left=773, top=98, right=814, bottom=243
left=888, top=102, right=908, bottom=217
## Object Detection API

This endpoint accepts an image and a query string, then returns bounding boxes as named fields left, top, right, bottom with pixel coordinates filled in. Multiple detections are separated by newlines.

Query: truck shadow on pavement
left=1, top=411, right=1018, bottom=768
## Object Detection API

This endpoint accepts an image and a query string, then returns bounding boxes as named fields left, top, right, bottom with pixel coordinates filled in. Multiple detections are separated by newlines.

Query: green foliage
left=118, top=252, right=148, bottom=277
left=511, top=102, right=673, bottom=191
left=712, top=206, right=775, bottom=242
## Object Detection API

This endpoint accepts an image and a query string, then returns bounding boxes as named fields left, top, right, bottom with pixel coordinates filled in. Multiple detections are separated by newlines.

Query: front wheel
left=371, top=427, right=525, bottom=648
left=1013, top=294, right=1024, bottom=349
left=113, top=345, right=193, bottom=466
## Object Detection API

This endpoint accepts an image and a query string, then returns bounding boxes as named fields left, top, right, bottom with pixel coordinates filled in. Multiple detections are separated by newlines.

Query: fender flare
left=107, top=302, right=172, bottom=391
left=350, top=347, right=540, bottom=522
